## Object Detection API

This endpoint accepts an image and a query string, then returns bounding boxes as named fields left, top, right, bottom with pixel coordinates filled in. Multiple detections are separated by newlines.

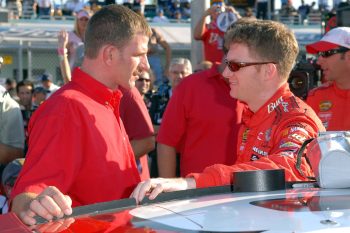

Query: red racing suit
left=189, top=83, right=325, bottom=188
left=306, top=82, right=350, bottom=131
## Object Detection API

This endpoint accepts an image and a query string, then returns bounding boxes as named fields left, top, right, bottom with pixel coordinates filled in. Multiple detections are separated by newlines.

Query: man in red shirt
left=194, top=0, right=241, bottom=63
left=119, top=86, right=155, bottom=181
left=305, top=27, right=350, bottom=131
left=131, top=19, right=325, bottom=202
left=157, top=62, right=244, bottom=177
left=11, top=5, right=151, bottom=225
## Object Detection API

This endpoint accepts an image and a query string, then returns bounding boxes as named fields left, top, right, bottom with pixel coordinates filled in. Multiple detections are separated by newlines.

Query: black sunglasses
left=224, top=59, right=276, bottom=72
left=137, top=78, right=150, bottom=82
left=318, top=47, right=350, bottom=58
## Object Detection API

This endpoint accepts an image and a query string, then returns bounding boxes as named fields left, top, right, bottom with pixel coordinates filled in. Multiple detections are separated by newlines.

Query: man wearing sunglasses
left=305, top=27, right=350, bottom=131
left=131, top=19, right=325, bottom=202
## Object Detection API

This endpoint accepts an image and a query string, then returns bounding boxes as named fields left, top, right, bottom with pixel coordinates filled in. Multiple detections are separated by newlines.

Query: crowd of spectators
left=4, top=0, right=349, bottom=23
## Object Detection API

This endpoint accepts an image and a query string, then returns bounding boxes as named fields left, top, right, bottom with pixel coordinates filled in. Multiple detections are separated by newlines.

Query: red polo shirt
left=157, top=64, right=244, bottom=176
left=11, top=68, right=140, bottom=207
left=120, top=87, right=154, bottom=181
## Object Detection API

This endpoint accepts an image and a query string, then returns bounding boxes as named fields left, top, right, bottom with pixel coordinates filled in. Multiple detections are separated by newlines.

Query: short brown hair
left=84, top=5, right=151, bottom=58
left=225, top=18, right=298, bottom=79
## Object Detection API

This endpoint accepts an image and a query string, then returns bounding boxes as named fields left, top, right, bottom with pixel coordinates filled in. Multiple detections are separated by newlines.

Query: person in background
left=306, top=27, right=350, bottom=131
left=59, top=9, right=91, bottom=71
left=0, top=82, right=24, bottom=180
left=37, top=0, right=52, bottom=17
left=148, top=57, right=192, bottom=177
left=16, top=80, right=35, bottom=154
left=135, top=70, right=154, bottom=109
left=194, top=0, right=241, bottom=63
left=131, top=19, right=325, bottom=202
left=133, top=0, right=145, bottom=16
left=40, top=73, right=60, bottom=98
left=4, top=78, right=18, bottom=101
left=298, top=0, right=311, bottom=22
left=32, top=87, right=47, bottom=110
left=173, top=10, right=182, bottom=22
left=147, top=28, right=172, bottom=86
left=255, top=0, right=268, bottom=19
left=156, top=58, right=244, bottom=178
left=120, top=86, right=155, bottom=181
left=244, top=7, right=256, bottom=18
left=152, top=8, right=169, bottom=23
left=16, top=80, right=34, bottom=113
left=11, top=5, right=151, bottom=225
left=149, top=57, right=192, bottom=129
left=0, top=55, right=24, bottom=209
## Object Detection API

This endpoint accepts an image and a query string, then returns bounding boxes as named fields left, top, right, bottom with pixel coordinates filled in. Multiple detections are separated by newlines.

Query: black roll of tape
left=233, top=169, right=286, bottom=192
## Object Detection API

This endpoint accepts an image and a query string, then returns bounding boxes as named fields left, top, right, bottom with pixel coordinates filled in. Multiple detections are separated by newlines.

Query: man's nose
left=316, top=56, right=324, bottom=66
left=140, top=55, right=150, bottom=71
left=222, top=66, right=231, bottom=79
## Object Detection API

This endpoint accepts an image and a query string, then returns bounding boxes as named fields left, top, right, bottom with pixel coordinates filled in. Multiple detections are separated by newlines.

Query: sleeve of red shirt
left=119, top=87, right=154, bottom=140
left=189, top=116, right=321, bottom=188
left=10, top=101, right=85, bottom=200
left=157, top=82, right=189, bottom=151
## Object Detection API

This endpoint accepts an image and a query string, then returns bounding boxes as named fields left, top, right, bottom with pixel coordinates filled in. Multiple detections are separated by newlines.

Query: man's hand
left=130, top=178, right=196, bottom=204
left=12, top=186, right=73, bottom=226
left=205, top=5, right=221, bottom=17
left=225, top=6, right=242, bottom=18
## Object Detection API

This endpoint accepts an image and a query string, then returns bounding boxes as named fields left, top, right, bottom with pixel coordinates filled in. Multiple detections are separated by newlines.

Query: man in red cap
left=305, top=27, right=350, bottom=131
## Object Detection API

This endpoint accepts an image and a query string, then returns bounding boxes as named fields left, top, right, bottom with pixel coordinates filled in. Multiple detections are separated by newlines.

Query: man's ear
left=263, top=63, right=277, bottom=81
left=102, top=45, right=117, bottom=65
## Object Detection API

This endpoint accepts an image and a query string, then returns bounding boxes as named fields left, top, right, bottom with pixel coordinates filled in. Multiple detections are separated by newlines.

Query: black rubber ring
left=233, top=169, right=286, bottom=192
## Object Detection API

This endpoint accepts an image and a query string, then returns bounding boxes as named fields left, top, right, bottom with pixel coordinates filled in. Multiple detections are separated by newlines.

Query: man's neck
left=335, top=79, right=350, bottom=90
left=248, top=82, right=284, bottom=113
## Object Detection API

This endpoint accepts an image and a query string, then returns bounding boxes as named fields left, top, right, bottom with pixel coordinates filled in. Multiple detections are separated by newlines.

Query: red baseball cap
left=306, top=27, right=350, bottom=54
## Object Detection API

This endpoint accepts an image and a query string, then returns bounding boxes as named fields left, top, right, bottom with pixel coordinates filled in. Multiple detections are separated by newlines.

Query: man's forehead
left=19, top=85, right=32, bottom=90
left=227, top=43, right=251, bottom=58
left=170, top=63, right=188, bottom=71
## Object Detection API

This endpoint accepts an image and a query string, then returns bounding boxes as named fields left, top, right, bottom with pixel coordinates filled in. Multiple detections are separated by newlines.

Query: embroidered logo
left=319, top=101, right=332, bottom=112
left=279, top=141, right=299, bottom=148
left=268, top=96, right=283, bottom=113
left=252, top=146, right=268, bottom=156
left=289, top=133, right=307, bottom=142
left=281, top=101, right=289, bottom=112
left=242, top=128, right=249, bottom=142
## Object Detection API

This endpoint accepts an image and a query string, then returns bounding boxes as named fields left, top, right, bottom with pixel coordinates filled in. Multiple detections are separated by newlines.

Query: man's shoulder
left=41, top=84, right=89, bottom=110
left=307, top=82, right=333, bottom=97
left=178, top=68, right=221, bottom=89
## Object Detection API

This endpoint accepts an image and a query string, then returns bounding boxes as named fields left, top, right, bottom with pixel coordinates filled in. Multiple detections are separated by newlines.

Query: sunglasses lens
left=228, top=62, right=239, bottom=72
left=319, top=48, right=349, bottom=58
left=323, top=51, right=332, bottom=57
left=138, top=78, right=150, bottom=82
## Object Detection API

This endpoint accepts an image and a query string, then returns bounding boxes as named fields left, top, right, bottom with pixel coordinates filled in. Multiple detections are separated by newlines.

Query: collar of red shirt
left=71, top=67, right=123, bottom=110
left=242, top=83, right=291, bottom=128
left=332, top=81, right=350, bottom=98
